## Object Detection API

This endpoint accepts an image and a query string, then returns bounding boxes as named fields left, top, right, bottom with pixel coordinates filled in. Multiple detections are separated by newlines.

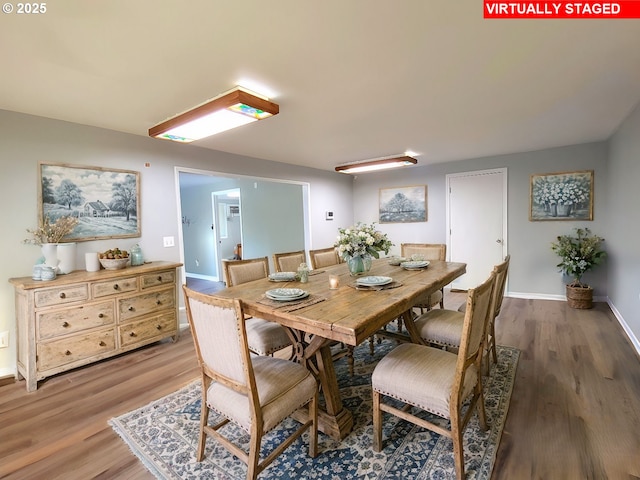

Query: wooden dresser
left=9, top=261, right=182, bottom=391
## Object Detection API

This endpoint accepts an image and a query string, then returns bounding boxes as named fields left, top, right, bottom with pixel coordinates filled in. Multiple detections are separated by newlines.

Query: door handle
left=496, top=239, right=502, bottom=244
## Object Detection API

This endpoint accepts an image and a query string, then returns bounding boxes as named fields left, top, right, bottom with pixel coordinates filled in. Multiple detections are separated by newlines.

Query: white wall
left=352, top=142, right=609, bottom=298
left=0, top=109, right=353, bottom=377
left=607, top=101, right=640, bottom=349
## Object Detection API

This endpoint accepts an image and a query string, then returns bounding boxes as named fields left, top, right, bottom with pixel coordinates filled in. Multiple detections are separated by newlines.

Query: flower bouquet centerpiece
left=334, top=222, right=393, bottom=276
left=551, top=227, right=606, bottom=309
left=24, top=215, right=80, bottom=272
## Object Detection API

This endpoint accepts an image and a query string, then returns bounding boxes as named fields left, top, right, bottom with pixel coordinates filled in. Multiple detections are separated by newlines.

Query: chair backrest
left=492, top=255, right=510, bottom=317
left=224, top=257, right=269, bottom=287
left=182, top=286, right=253, bottom=392
left=273, top=250, right=306, bottom=273
left=309, top=247, right=339, bottom=269
left=401, top=243, right=446, bottom=261
left=457, top=270, right=495, bottom=370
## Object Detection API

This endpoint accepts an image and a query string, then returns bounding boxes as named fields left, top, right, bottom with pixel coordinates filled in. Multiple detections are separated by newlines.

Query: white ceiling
left=2, top=1, right=640, bottom=172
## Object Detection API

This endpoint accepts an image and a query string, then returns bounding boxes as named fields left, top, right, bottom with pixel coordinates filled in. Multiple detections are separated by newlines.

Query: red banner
left=484, top=1, right=640, bottom=18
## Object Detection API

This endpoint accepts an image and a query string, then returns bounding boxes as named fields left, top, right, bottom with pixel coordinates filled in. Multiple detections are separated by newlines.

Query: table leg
left=287, top=330, right=354, bottom=440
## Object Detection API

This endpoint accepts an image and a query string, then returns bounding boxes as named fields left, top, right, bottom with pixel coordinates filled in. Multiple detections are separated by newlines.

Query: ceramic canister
left=40, top=266, right=57, bottom=281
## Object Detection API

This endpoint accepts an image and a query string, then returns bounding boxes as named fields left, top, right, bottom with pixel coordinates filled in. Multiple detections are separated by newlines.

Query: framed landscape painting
left=530, top=170, right=593, bottom=221
left=39, top=163, right=141, bottom=241
left=379, top=185, right=427, bottom=223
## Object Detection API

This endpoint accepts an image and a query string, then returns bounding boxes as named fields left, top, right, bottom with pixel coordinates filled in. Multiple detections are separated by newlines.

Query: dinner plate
left=401, top=260, right=430, bottom=270
left=356, top=276, right=393, bottom=286
left=387, top=257, right=407, bottom=266
left=265, top=288, right=309, bottom=301
left=268, top=272, right=297, bottom=282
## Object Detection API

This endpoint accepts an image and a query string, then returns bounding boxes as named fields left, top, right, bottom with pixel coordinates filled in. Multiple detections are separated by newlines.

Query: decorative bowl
left=99, top=257, right=129, bottom=270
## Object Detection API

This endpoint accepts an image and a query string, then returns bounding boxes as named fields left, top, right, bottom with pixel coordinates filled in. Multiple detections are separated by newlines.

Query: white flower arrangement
left=334, top=222, right=393, bottom=260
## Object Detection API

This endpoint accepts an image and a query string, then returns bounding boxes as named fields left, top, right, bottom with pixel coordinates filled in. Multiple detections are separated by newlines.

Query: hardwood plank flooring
left=1, top=291, right=639, bottom=479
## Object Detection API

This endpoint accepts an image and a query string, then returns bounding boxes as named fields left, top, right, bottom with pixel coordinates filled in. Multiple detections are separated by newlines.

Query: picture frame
left=530, top=170, right=593, bottom=221
left=39, top=162, right=141, bottom=241
left=379, top=185, right=427, bottom=223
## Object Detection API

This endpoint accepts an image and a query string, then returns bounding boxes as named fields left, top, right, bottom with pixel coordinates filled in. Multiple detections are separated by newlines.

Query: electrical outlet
left=0, top=331, right=9, bottom=349
left=163, top=236, right=175, bottom=247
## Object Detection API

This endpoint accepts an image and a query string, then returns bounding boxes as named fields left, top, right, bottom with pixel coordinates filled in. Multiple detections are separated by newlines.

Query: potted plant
left=23, top=215, right=79, bottom=273
left=334, top=222, right=393, bottom=276
left=550, top=227, right=606, bottom=309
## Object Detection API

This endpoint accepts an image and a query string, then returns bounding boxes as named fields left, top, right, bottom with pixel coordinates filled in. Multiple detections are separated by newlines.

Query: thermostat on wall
left=326, top=211, right=334, bottom=221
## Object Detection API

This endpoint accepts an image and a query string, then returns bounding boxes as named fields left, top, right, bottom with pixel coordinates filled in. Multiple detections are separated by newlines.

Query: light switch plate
left=0, top=331, right=8, bottom=349
left=163, top=236, right=175, bottom=247
left=326, top=211, right=334, bottom=221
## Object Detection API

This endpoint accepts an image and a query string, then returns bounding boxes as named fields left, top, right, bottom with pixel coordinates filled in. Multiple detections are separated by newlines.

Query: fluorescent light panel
left=149, top=87, right=279, bottom=143
left=335, top=155, right=417, bottom=174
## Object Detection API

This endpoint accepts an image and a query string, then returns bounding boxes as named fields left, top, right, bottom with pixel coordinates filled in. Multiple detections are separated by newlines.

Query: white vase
left=41, top=243, right=59, bottom=271
left=56, top=242, right=77, bottom=274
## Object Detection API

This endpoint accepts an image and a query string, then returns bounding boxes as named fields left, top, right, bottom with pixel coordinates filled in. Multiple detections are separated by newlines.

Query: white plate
left=269, top=272, right=297, bottom=282
left=356, top=276, right=393, bottom=286
left=266, top=288, right=309, bottom=301
left=401, top=260, right=430, bottom=270
left=387, top=257, right=407, bottom=266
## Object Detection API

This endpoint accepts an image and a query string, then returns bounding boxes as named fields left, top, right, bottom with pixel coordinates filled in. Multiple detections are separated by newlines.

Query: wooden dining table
left=213, top=258, right=466, bottom=440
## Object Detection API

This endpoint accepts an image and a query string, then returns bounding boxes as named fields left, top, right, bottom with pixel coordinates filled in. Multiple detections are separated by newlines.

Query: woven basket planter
left=566, top=283, right=593, bottom=309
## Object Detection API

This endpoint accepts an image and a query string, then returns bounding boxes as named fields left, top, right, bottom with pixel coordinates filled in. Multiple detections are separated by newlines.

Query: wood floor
left=1, top=289, right=639, bottom=479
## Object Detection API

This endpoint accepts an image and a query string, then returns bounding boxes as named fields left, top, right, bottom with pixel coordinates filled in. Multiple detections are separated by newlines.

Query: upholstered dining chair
left=308, top=247, right=340, bottom=270
left=401, top=243, right=447, bottom=311
left=414, top=255, right=510, bottom=374
left=371, top=270, right=495, bottom=480
left=223, top=257, right=292, bottom=357
left=183, top=287, right=318, bottom=480
left=273, top=250, right=306, bottom=273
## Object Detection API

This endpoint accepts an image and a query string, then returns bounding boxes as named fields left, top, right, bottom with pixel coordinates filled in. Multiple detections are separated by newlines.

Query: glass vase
left=347, top=254, right=372, bottom=276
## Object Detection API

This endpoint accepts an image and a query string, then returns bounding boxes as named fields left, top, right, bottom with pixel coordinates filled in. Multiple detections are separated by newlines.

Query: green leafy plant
left=334, top=222, right=393, bottom=260
left=551, top=228, right=606, bottom=287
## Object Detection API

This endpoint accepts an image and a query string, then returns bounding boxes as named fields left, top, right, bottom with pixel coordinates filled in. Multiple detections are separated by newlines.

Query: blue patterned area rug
left=110, top=340, right=519, bottom=479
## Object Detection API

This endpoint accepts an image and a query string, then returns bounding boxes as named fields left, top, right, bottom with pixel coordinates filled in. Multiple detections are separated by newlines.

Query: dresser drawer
left=92, top=277, right=138, bottom=298
left=37, top=301, right=115, bottom=340
left=118, top=287, right=175, bottom=321
left=34, top=284, right=88, bottom=308
left=37, top=328, right=116, bottom=371
left=119, top=311, right=177, bottom=347
left=141, top=270, right=175, bottom=290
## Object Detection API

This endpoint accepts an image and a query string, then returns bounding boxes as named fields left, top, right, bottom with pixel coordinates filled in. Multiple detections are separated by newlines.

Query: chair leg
left=476, top=380, right=489, bottom=431
left=369, top=336, right=375, bottom=355
left=309, top=391, right=318, bottom=457
left=450, top=410, right=465, bottom=480
left=197, top=398, right=209, bottom=461
left=247, top=427, right=262, bottom=480
left=347, top=346, right=355, bottom=376
left=372, top=390, right=382, bottom=452
left=439, top=288, right=445, bottom=309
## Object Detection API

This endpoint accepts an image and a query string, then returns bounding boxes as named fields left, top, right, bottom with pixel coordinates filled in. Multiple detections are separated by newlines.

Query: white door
left=447, top=168, right=507, bottom=290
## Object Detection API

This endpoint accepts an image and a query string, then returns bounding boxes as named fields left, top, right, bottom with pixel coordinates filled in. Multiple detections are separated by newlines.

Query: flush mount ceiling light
left=335, top=154, right=418, bottom=174
left=149, top=86, right=279, bottom=143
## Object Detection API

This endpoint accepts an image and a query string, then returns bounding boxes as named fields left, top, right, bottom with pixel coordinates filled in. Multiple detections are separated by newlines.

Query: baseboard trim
left=185, top=273, right=218, bottom=281
left=607, top=298, right=640, bottom=358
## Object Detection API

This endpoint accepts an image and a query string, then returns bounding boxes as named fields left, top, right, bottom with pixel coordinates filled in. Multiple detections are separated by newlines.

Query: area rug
left=110, top=340, right=519, bottom=479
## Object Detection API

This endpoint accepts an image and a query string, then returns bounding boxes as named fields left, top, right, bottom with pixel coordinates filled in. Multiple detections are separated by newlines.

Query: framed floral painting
left=39, top=162, right=141, bottom=241
left=530, top=170, right=593, bottom=221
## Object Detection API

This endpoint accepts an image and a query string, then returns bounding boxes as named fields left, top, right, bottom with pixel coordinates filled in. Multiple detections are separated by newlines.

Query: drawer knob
left=65, top=350, right=72, bottom=356
left=59, top=292, right=66, bottom=299
left=157, top=276, right=162, bottom=281
left=129, top=332, right=137, bottom=337
left=62, top=321, right=70, bottom=328
left=156, top=300, right=161, bottom=305
left=128, top=306, right=134, bottom=311
left=156, top=325, right=162, bottom=330
left=113, top=284, right=120, bottom=290
left=98, top=313, right=104, bottom=318
left=99, top=341, right=106, bottom=346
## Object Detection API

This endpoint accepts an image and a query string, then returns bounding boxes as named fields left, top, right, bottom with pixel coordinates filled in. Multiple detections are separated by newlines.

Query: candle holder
left=329, top=275, right=340, bottom=289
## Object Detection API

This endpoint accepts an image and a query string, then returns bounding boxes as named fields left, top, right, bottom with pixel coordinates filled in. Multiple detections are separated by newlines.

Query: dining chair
left=273, top=250, right=306, bottom=273
left=371, top=270, right=495, bottom=480
left=223, top=257, right=293, bottom=357
left=308, top=247, right=340, bottom=269
left=183, top=287, right=318, bottom=480
left=401, top=243, right=447, bottom=311
left=413, top=255, right=510, bottom=374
